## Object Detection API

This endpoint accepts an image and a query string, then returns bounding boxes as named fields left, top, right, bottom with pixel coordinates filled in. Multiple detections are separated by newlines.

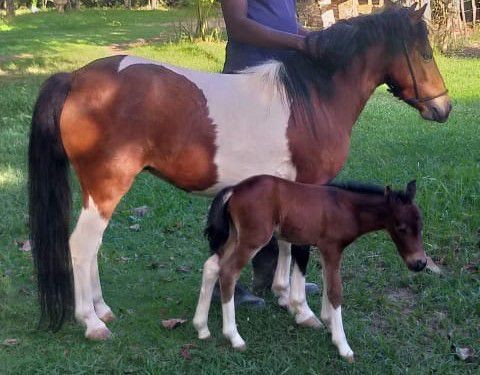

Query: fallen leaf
left=177, top=265, right=191, bottom=273
left=463, top=263, right=478, bottom=273
left=129, top=224, right=140, bottom=231
left=162, top=318, right=187, bottom=330
left=180, top=343, right=196, bottom=360
left=2, top=338, right=19, bottom=346
left=131, top=205, right=149, bottom=218
left=425, top=256, right=442, bottom=274
left=452, top=344, right=476, bottom=362
left=16, top=240, right=31, bottom=252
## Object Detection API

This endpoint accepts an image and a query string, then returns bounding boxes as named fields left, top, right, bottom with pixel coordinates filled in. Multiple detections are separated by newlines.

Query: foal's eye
left=396, top=224, right=408, bottom=233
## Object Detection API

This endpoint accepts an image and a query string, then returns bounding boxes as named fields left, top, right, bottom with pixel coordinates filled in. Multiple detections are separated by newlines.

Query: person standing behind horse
left=218, top=0, right=318, bottom=307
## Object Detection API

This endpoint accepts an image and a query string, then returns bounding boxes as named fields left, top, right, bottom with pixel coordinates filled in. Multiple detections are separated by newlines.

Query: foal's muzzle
left=409, top=258, right=427, bottom=272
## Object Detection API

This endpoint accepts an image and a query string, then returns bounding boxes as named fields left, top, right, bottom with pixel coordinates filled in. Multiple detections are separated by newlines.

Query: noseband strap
left=387, top=41, right=448, bottom=105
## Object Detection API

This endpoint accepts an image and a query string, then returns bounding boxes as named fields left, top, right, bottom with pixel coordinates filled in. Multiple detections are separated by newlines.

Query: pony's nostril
left=431, top=106, right=440, bottom=120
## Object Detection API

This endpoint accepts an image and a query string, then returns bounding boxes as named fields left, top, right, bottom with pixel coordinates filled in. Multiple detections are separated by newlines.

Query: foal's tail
left=28, top=72, right=74, bottom=331
left=204, top=187, right=233, bottom=254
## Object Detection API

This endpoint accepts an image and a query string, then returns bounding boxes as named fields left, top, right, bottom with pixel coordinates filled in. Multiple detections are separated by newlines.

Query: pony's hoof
left=298, top=315, right=324, bottom=329
left=86, top=327, right=112, bottom=341
left=99, top=311, right=116, bottom=323
left=345, top=354, right=355, bottom=363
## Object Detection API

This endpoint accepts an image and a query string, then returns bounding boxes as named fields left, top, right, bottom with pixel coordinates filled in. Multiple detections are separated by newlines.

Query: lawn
left=1, top=9, right=479, bottom=375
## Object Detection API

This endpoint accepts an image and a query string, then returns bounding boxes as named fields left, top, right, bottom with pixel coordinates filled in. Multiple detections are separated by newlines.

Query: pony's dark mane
left=276, top=6, right=429, bottom=106
left=328, top=181, right=412, bottom=202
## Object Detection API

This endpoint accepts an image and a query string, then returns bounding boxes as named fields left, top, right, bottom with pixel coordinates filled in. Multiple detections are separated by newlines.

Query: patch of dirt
left=370, top=312, right=391, bottom=335
left=387, top=287, right=416, bottom=315
left=0, top=53, right=34, bottom=63
left=449, top=41, right=480, bottom=58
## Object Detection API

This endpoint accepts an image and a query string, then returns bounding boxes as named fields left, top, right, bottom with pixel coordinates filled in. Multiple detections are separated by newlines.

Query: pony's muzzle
left=421, top=97, right=452, bottom=123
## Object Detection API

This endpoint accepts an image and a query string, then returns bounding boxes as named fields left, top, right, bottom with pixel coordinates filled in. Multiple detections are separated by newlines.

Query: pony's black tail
left=204, top=187, right=233, bottom=254
left=28, top=72, right=74, bottom=331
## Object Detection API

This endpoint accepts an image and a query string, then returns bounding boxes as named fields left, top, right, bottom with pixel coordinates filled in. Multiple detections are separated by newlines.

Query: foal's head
left=385, top=180, right=427, bottom=272
left=384, top=4, right=451, bottom=122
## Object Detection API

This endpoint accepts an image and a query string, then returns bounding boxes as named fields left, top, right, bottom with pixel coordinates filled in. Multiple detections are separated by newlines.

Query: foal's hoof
left=86, top=327, right=112, bottom=341
left=233, top=343, right=247, bottom=352
left=298, top=315, right=324, bottom=329
left=99, top=311, right=116, bottom=323
left=197, top=329, right=211, bottom=340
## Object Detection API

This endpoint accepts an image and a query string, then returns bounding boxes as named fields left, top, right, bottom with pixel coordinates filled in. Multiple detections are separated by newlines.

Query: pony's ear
left=384, top=0, right=397, bottom=8
left=406, top=180, right=417, bottom=201
left=410, top=3, right=427, bottom=23
left=384, top=185, right=392, bottom=196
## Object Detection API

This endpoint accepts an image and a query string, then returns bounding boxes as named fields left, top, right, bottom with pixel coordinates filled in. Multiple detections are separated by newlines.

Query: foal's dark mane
left=328, top=181, right=412, bottom=203
left=276, top=6, right=429, bottom=111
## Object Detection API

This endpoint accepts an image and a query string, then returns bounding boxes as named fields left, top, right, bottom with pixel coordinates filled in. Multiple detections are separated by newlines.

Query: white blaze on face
left=118, top=56, right=297, bottom=195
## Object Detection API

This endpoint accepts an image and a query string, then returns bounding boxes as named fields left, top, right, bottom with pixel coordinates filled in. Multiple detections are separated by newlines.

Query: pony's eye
left=421, top=47, right=433, bottom=61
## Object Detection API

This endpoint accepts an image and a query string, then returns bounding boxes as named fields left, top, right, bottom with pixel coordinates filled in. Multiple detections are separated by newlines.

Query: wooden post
left=6, top=0, right=14, bottom=18
left=352, top=0, right=358, bottom=16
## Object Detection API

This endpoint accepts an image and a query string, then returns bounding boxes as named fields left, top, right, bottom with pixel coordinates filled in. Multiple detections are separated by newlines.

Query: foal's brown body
left=195, top=175, right=426, bottom=360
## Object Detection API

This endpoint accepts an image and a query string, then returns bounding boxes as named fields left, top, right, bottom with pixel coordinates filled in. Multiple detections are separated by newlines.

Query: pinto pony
left=194, top=176, right=426, bottom=361
left=28, top=5, right=449, bottom=339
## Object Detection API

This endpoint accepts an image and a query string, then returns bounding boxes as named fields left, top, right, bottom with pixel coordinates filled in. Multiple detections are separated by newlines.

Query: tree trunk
left=151, top=0, right=157, bottom=9
left=459, top=0, right=467, bottom=33
left=472, top=0, right=477, bottom=29
left=124, top=0, right=131, bottom=9
left=6, top=0, right=14, bottom=18
left=75, top=0, right=80, bottom=10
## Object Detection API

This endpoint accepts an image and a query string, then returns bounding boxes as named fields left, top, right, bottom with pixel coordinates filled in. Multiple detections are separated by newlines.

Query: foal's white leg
left=289, top=263, right=322, bottom=328
left=70, top=198, right=110, bottom=340
left=91, top=256, right=114, bottom=323
left=193, top=254, right=220, bottom=340
left=329, top=304, right=354, bottom=362
left=319, top=255, right=332, bottom=329
left=272, top=240, right=291, bottom=307
left=222, top=297, right=246, bottom=351
left=319, top=254, right=354, bottom=361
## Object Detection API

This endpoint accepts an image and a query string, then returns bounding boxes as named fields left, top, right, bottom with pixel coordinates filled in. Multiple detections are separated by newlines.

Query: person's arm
left=297, top=25, right=310, bottom=37
left=221, top=0, right=306, bottom=52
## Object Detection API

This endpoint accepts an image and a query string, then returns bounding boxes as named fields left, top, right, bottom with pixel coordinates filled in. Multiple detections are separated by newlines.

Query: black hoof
left=305, top=282, right=320, bottom=296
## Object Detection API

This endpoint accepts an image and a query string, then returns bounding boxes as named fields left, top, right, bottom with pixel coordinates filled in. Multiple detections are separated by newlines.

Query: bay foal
left=193, top=176, right=426, bottom=361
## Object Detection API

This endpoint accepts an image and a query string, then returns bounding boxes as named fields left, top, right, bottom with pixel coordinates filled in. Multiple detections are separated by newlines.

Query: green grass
left=1, top=10, right=479, bottom=374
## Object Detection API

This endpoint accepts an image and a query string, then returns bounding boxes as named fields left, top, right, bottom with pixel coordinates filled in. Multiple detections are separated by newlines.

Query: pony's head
left=304, top=3, right=451, bottom=123
left=384, top=180, right=427, bottom=272
left=383, top=4, right=451, bottom=122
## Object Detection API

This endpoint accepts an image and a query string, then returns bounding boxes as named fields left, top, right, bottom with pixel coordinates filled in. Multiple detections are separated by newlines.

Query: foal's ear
left=406, top=180, right=416, bottom=201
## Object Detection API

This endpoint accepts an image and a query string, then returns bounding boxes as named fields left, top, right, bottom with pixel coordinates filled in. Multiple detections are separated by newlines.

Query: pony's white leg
left=222, top=297, right=246, bottom=351
left=289, top=263, right=322, bottom=328
left=329, top=304, right=354, bottom=362
left=271, top=240, right=291, bottom=307
left=193, top=254, right=220, bottom=340
left=91, top=255, right=114, bottom=323
left=70, top=198, right=110, bottom=340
